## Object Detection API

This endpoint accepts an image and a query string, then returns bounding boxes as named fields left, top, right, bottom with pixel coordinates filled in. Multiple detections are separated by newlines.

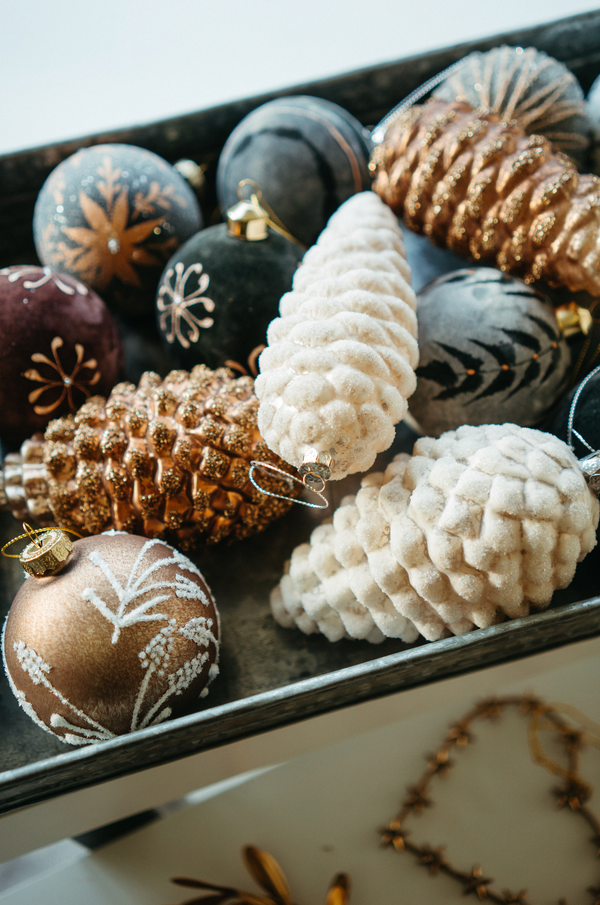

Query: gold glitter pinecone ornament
left=271, top=423, right=599, bottom=644
left=0, top=366, right=300, bottom=549
left=371, top=99, right=600, bottom=297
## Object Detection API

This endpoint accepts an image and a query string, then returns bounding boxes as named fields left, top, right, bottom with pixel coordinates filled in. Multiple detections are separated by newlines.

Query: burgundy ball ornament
left=33, top=144, right=203, bottom=316
left=156, top=189, right=304, bottom=373
left=216, top=96, right=373, bottom=248
left=1, top=531, right=220, bottom=745
left=0, top=265, right=123, bottom=444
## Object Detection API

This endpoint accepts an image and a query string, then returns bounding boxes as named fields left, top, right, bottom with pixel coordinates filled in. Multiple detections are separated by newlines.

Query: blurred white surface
left=2, top=0, right=600, bottom=154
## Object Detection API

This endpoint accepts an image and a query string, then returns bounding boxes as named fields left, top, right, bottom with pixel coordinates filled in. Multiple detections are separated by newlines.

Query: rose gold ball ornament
left=0, top=265, right=124, bottom=445
left=33, top=144, right=203, bottom=316
left=1, top=528, right=219, bottom=745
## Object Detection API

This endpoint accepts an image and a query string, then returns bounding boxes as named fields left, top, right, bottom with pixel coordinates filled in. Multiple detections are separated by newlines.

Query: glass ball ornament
left=156, top=188, right=304, bottom=373
left=33, top=144, right=203, bottom=316
left=1, top=531, right=220, bottom=744
left=216, top=96, right=373, bottom=248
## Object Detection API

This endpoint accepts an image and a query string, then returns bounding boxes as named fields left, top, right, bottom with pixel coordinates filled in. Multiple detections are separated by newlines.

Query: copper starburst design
left=24, top=335, right=101, bottom=415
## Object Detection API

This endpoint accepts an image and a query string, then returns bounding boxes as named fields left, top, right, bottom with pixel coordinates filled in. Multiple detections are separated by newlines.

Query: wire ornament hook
left=567, top=363, right=600, bottom=453
left=567, top=363, right=600, bottom=494
left=370, top=58, right=470, bottom=144
left=248, top=461, right=329, bottom=510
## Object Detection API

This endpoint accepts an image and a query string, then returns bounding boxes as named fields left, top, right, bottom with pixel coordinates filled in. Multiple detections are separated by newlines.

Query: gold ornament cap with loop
left=226, top=179, right=270, bottom=241
left=226, top=179, right=305, bottom=247
left=2, top=523, right=74, bottom=578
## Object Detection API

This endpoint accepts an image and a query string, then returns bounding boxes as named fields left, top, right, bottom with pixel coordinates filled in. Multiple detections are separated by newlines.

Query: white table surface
left=2, top=634, right=600, bottom=864
left=3, top=634, right=600, bottom=901
left=1, top=0, right=600, bottom=156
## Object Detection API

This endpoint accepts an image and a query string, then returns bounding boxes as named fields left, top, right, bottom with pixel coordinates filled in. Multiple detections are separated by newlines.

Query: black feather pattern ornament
left=407, top=268, right=571, bottom=436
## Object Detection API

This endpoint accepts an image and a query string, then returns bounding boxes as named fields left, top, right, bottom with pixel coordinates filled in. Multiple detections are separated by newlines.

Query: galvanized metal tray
left=2, top=9, right=600, bottom=817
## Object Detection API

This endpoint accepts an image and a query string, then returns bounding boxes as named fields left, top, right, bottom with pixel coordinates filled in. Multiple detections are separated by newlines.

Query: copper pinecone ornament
left=0, top=366, right=299, bottom=548
left=371, top=99, right=600, bottom=297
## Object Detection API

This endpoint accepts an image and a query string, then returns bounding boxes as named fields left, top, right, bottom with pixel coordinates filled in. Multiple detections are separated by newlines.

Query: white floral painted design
left=157, top=261, right=215, bottom=348
left=8, top=538, right=219, bottom=744
left=0, top=265, right=88, bottom=296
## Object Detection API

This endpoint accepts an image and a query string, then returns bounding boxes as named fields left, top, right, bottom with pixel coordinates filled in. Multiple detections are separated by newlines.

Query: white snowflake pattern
left=82, top=539, right=210, bottom=644
left=11, top=640, right=116, bottom=743
left=157, top=261, right=215, bottom=349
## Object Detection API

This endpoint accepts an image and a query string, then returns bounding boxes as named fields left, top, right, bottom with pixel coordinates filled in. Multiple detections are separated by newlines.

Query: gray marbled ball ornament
left=408, top=268, right=571, bottom=437
left=216, top=96, right=373, bottom=248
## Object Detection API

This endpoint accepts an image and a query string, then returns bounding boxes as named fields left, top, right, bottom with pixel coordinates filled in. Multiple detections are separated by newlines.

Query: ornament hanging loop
left=237, top=178, right=263, bottom=203
left=249, top=461, right=329, bottom=509
left=22, top=521, right=43, bottom=549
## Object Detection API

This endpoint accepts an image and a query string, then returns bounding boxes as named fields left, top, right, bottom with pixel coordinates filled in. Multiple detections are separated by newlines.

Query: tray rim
left=2, top=6, right=600, bottom=818
left=2, top=593, right=600, bottom=815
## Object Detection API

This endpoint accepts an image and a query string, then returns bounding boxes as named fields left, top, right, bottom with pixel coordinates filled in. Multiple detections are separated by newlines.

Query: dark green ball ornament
left=156, top=185, right=304, bottom=373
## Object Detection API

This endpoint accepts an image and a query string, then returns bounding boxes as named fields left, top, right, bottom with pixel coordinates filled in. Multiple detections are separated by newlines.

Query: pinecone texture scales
left=255, top=192, right=419, bottom=482
left=0, top=366, right=299, bottom=549
left=271, top=424, right=599, bottom=643
left=371, top=99, right=600, bottom=297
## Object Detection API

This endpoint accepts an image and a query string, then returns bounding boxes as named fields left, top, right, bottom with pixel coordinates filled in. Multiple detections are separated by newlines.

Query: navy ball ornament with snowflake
left=156, top=190, right=303, bottom=374
left=33, top=144, right=203, bottom=316
left=408, top=269, right=571, bottom=437
left=2, top=532, right=220, bottom=745
left=216, top=96, right=373, bottom=248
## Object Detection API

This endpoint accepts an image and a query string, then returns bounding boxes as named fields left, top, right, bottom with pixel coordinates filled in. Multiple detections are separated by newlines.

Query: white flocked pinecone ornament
left=271, top=424, right=599, bottom=643
left=255, top=192, right=418, bottom=482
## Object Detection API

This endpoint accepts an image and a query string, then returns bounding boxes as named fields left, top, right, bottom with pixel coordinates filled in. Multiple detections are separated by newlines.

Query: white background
left=2, top=0, right=600, bottom=155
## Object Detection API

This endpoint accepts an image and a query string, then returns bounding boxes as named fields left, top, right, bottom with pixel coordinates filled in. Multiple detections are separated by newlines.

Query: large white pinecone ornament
left=255, top=192, right=419, bottom=482
left=271, top=423, right=599, bottom=643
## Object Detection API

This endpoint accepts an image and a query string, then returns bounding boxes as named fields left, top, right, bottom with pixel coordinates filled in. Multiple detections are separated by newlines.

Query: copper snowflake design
left=24, top=336, right=101, bottom=415
left=50, top=155, right=178, bottom=289
left=0, top=265, right=88, bottom=296
left=157, top=261, right=215, bottom=349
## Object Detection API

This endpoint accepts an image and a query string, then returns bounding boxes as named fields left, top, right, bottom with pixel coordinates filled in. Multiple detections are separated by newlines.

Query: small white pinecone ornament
left=255, top=191, right=418, bottom=483
left=271, top=423, right=599, bottom=643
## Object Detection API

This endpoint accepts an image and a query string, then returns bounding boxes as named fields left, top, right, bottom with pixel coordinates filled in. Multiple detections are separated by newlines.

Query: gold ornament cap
left=299, top=449, right=333, bottom=492
left=226, top=182, right=269, bottom=241
left=19, top=526, right=74, bottom=578
left=556, top=301, right=593, bottom=338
